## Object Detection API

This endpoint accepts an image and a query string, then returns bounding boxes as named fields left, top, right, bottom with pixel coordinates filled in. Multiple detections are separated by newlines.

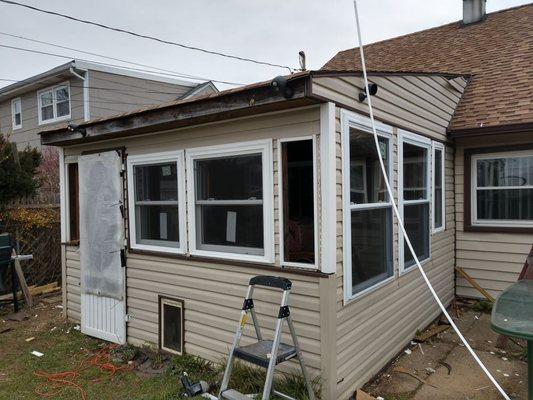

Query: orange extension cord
left=33, top=343, right=134, bottom=400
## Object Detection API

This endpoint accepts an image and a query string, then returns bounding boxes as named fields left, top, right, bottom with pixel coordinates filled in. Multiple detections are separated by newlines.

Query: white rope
left=351, top=2, right=511, bottom=399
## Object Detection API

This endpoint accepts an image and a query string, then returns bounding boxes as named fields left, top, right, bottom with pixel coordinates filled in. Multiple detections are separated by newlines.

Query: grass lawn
left=0, top=300, right=318, bottom=400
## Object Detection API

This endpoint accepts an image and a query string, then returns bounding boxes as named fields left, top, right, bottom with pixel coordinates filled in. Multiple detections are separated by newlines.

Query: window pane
left=197, top=204, right=263, bottom=254
left=349, top=129, right=389, bottom=204
left=351, top=207, right=392, bottom=293
left=13, top=100, right=21, bottom=114
left=477, top=189, right=533, bottom=220
left=196, top=154, right=262, bottom=200
left=55, top=86, right=70, bottom=102
left=434, top=149, right=443, bottom=228
left=41, top=105, right=54, bottom=121
left=137, top=205, right=179, bottom=245
left=404, top=203, right=430, bottom=268
left=57, top=101, right=69, bottom=117
left=14, top=113, right=21, bottom=126
left=135, top=164, right=177, bottom=201
left=477, top=156, right=533, bottom=187
left=403, top=142, right=428, bottom=200
left=162, top=302, right=182, bottom=353
left=40, top=91, right=53, bottom=106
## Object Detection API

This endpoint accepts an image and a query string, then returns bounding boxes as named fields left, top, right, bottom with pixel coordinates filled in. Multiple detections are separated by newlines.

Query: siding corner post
left=320, top=102, right=337, bottom=274
left=319, top=277, right=337, bottom=399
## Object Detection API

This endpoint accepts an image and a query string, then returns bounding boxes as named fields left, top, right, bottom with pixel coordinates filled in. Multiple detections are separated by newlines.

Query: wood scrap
left=0, top=282, right=59, bottom=302
left=0, top=327, right=13, bottom=334
left=455, top=267, right=495, bottom=302
left=354, top=389, right=376, bottom=399
left=12, top=249, right=33, bottom=307
left=414, top=325, right=450, bottom=342
left=392, top=367, right=437, bottom=388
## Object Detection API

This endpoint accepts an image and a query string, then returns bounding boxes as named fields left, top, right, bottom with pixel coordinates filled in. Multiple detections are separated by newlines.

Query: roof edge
left=449, top=122, right=533, bottom=138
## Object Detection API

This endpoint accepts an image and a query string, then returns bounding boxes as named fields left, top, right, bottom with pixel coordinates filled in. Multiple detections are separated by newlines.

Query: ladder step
left=233, top=340, right=297, bottom=368
left=220, top=389, right=253, bottom=400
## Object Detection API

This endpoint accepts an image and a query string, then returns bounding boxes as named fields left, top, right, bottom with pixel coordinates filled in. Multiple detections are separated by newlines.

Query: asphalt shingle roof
left=322, top=4, right=533, bottom=131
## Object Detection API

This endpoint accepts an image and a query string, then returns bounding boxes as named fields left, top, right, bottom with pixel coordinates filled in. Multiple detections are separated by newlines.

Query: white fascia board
left=320, top=102, right=337, bottom=274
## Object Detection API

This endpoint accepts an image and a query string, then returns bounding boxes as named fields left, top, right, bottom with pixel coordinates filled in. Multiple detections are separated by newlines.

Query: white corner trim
left=59, top=148, right=67, bottom=243
left=320, top=102, right=336, bottom=274
left=84, top=70, right=90, bottom=122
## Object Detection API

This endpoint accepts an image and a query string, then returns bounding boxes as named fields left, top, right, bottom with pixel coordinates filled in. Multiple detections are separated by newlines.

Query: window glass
left=160, top=298, right=183, bottom=355
left=404, top=203, right=430, bottom=268
left=349, top=131, right=389, bottom=204
left=347, top=127, right=393, bottom=296
left=434, top=148, right=443, bottom=229
left=40, top=91, right=54, bottom=121
left=194, top=153, right=264, bottom=255
left=55, top=86, right=70, bottom=117
left=403, top=143, right=428, bottom=200
left=475, top=154, right=533, bottom=222
left=134, top=163, right=179, bottom=247
left=12, top=99, right=21, bottom=127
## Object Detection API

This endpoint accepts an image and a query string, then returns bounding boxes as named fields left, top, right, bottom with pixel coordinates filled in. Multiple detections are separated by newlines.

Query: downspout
left=69, top=67, right=90, bottom=122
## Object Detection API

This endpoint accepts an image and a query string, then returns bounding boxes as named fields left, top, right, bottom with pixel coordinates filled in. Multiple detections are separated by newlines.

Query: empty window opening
left=68, top=163, right=80, bottom=242
left=281, top=139, right=315, bottom=265
left=159, top=296, right=184, bottom=355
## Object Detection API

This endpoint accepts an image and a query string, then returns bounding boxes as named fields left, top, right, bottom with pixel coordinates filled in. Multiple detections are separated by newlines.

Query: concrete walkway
left=364, top=307, right=528, bottom=400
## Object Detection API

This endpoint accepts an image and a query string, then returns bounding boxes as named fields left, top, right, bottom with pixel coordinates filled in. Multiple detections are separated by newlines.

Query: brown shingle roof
left=323, top=4, right=533, bottom=131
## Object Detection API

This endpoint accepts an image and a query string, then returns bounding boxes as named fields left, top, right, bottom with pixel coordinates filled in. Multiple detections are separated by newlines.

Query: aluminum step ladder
left=219, top=275, right=315, bottom=400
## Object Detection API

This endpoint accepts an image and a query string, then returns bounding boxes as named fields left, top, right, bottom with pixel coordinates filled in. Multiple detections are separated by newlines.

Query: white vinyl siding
left=37, top=82, right=71, bottom=125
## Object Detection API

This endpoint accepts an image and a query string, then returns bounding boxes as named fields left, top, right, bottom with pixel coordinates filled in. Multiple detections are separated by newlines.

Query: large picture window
left=343, top=113, right=393, bottom=301
left=187, top=140, right=274, bottom=263
left=399, top=131, right=431, bottom=271
left=38, top=83, right=71, bottom=124
left=127, top=151, right=186, bottom=254
left=471, top=150, right=533, bottom=228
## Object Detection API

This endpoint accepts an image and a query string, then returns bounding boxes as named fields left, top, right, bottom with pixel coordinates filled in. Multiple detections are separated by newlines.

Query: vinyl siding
left=63, top=107, right=325, bottom=376
left=455, top=132, right=533, bottom=299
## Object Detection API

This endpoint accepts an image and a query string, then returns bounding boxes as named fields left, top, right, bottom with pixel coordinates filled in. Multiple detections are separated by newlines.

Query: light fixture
left=358, top=82, right=378, bottom=102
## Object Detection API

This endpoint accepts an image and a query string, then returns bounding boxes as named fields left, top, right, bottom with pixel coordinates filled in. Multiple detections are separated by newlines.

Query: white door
left=78, top=150, right=126, bottom=344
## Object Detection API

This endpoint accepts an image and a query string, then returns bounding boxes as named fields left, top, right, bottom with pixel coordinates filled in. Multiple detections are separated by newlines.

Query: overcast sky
left=0, top=0, right=530, bottom=90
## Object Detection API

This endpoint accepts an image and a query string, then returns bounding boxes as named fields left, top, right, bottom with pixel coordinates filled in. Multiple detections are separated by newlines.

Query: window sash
left=11, top=98, right=21, bottom=129
left=38, top=83, right=71, bottom=124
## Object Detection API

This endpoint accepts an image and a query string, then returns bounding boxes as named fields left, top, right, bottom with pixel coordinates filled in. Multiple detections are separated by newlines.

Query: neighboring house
left=323, top=1, right=533, bottom=300
left=0, top=60, right=217, bottom=149
left=36, top=2, right=531, bottom=400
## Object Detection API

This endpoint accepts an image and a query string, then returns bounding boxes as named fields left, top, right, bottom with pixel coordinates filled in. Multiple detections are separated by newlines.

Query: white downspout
left=69, top=67, right=90, bottom=122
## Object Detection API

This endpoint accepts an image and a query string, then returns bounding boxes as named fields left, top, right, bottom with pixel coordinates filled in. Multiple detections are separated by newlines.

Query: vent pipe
left=463, top=0, right=486, bottom=25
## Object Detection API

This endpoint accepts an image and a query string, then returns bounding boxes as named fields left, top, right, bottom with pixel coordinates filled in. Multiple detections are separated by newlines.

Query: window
left=11, top=98, right=21, bottom=130
left=471, top=149, right=533, bottom=228
left=399, top=131, right=431, bottom=271
left=68, top=163, right=80, bottom=242
left=342, top=112, right=393, bottom=301
left=127, top=151, right=186, bottom=254
left=279, top=138, right=317, bottom=267
left=38, top=83, right=71, bottom=124
left=187, top=140, right=274, bottom=263
left=432, top=142, right=445, bottom=233
left=158, top=296, right=184, bottom=355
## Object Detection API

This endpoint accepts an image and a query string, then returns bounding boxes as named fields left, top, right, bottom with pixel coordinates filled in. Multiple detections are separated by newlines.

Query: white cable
left=351, top=2, right=510, bottom=399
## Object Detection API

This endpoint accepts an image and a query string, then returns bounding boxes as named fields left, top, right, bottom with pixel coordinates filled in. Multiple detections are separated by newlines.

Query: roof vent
left=463, top=0, right=486, bottom=25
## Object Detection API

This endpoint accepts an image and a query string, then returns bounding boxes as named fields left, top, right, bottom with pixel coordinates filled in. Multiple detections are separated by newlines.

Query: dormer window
left=11, top=98, right=21, bottom=130
left=38, top=83, right=71, bottom=124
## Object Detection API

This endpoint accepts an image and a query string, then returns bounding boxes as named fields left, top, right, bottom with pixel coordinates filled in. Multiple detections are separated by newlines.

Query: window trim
left=37, top=82, right=71, bottom=125
left=158, top=295, right=184, bottom=356
left=127, top=151, right=187, bottom=255
left=470, top=149, right=533, bottom=229
left=277, top=135, right=319, bottom=269
left=186, top=139, right=274, bottom=263
left=398, top=130, right=432, bottom=274
left=341, top=110, right=395, bottom=304
left=432, top=141, right=446, bottom=234
left=11, top=98, right=22, bottom=130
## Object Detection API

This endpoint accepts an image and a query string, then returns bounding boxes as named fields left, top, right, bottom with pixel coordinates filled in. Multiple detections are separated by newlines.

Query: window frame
left=127, top=151, right=187, bottom=255
left=398, top=129, right=432, bottom=274
left=64, top=155, right=79, bottom=243
left=186, top=140, right=274, bottom=263
left=432, top=141, right=446, bottom=233
left=470, top=149, right=533, bottom=229
left=37, top=82, right=71, bottom=125
left=11, top=98, right=22, bottom=130
left=278, top=135, right=319, bottom=269
left=158, top=295, right=184, bottom=356
left=341, top=110, right=395, bottom=303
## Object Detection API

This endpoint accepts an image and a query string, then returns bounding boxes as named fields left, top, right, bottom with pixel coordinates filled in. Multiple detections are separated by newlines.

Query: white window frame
left=398, top=129, right=432, bottom=274
left=278, top=135, right=319, bottom=269
left=432, top=141, right=446, bottom=233
left=341, top=110, right=395, bottom=303
left=471, top=149, right=533, bottom=228
left=127, top=151, right=187, bottom=255
left=11, top=98, right=22, bottom=130
left=159, top=296, right=184, bottom=356
left=186, top=139, right=274, bottom=263
left=37, top=82, right=71, bottom=125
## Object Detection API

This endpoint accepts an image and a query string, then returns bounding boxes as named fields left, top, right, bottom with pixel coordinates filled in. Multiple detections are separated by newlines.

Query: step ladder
left=219, top=275, right=315, bottom=400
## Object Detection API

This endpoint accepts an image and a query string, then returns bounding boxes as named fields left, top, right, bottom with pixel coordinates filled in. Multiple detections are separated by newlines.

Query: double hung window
left=38, top=84, right=71, bottom=124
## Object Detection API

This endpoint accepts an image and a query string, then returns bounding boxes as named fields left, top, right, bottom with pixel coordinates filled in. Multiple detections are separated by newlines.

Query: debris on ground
left=414, top=324, right=450, bottom=342
left=31, top=350, right=44, bottom=357
left=392, top=367, right=437, bottom=388
left=6, top=311, right=28, bottom=321
left=0, top=282, right=60, bottom=303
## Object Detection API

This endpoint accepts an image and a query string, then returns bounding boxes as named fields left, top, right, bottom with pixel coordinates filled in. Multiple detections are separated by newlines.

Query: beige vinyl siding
left=455, top=132, right=533, bottom=299
left=63, top=107, right=324, bottom=376
left=312, top=74, right=466, bottom=142
left=65, top=246, right=81, bottom=323
left=88, top=70, right=193, bottom=119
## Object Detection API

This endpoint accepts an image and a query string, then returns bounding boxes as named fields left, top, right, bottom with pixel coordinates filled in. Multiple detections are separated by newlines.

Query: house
left=0, top=59, right=217, bottom=150
left=323, top=1, right=533, bottom=300
left=37, top=2, right=531, bottom=400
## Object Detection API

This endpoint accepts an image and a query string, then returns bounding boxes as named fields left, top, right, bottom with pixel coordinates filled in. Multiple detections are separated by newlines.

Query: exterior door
left=78, top=150, right=126, bottom=344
